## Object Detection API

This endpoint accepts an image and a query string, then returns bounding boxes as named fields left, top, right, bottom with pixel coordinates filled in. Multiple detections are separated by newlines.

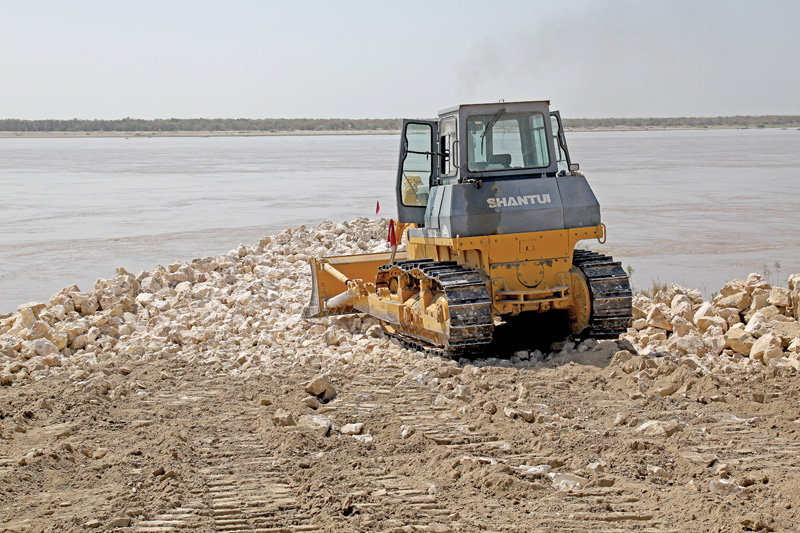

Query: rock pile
left=0, top=218, right=430, bottom=392
left=621, top=273, right=800, bottom=374
left=1, top=216, right=798, bottom=397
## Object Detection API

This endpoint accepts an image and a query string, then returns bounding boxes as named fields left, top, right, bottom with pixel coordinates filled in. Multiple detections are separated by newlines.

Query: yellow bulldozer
left=305, top=100, right=632, bottom=355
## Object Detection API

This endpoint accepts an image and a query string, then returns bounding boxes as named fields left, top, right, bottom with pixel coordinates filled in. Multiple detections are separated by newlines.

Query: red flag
left=376, top=200, right=380, bottom=214
left=387, top=219, right=397, bottom=247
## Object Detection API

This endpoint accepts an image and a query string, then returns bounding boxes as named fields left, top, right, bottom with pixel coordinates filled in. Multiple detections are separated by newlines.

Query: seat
left=487, top=154, right=512, bottom=168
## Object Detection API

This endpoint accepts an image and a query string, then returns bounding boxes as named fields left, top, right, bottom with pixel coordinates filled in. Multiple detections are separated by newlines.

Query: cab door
left=550, top=111, right=572, bottom=175
left=395, top=119, right=438, bottom=225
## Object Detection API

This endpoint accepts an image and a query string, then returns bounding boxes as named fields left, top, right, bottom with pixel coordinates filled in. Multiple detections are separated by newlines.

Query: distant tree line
left=0, top=118, right=402, bottom=132
left=1, top=115, right=798, bottom=132
left=562, top=115, right=800, bottom=129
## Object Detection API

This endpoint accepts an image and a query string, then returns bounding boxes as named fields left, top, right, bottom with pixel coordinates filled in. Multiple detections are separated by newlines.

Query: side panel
left=556, top=175, right=601, bottom=228
left=421, top=178, right=566, bottom=238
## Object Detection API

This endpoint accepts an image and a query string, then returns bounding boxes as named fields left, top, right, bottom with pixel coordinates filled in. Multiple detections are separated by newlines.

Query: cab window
left=551, top=115, right=569, bottom=175
left=440, top=116, right=458, bottom=177
left=467, top=112, right=550, bottom=172
left=400, top=123, right=432, bottom=207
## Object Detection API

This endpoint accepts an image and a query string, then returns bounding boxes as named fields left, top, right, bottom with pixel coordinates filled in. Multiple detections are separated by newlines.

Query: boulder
left=305, top=374, right=337, bottom=402
left=789, top=273, right=800, bottom=291
left=17, top=301, right=48, bottom=316
left=768, top=287, right=792, bottom=309
left=750, top=290, right=770, bottom=313
left=670, top=295, right=693, bottom=321
left=676, top=334, right=706, bottom=356
left=549, top=472, right=589, bottom=490
left=671, top=303, right=694, bottom=323
left=696, top=315, right=727, bottom=333
left=340, top=423, right=364, bottom=435
left=631, top=295, right=651, bottom=321
left=710, top=479, right=743, bottom=496
left=745, top=312, right=769, bottom=337
left=758, top=305, right=782, bottom=321
left=724, top=328, right=755, bottom=356
left=703, top=326, right=726, bottom=355
left=766, top=318, right=800, bottom=347
left=693, top=303, right=718, bottom=326
left=716, top=291, right=752, bottom=312
left=272, top=409, right=296, bottom=427
left=31, top=338, right=59, bottom=357
left=746, top=273, right=770, bottom=292
left=302, top=396, right=321, bottom=409
left=298, top=415, right=332, bottom=436
left=788, top=338, right=800, bottom=355
left=720, top=279, right=747, bottom=297
left=685, top=288, right=704, bottom=304
left=646, top=304, right=672, bottom=331
left=671, top=316, right=697, bottom=337
left=46, top=330, right=69, bottom=351
left=636, top=420, right=681, bottom=437
left=24, top=320, right=51, bottom=341
left=750, top=333, right=783, bottom=364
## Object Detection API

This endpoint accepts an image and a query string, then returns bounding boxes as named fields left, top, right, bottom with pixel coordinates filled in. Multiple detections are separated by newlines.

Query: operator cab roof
left=438, top=100, right=552, bottom=117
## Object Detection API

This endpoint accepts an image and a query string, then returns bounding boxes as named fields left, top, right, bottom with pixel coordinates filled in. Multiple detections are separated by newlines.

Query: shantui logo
left=486, top=194, right=552, bottom=209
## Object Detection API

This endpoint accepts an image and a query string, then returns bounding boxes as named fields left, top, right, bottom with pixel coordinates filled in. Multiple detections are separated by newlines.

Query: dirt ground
left=2, top=336, right=799, bottom=533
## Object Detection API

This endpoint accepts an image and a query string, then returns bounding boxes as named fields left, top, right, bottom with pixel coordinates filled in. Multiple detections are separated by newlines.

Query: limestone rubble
left=0, top=217, right=799, bottom=402
left=621, top=272, right=800, bottom=375
left=0, top=218, right=415, bottom=391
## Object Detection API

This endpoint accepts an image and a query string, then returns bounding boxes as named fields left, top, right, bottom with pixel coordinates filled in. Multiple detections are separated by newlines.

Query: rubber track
left=572, top=249, right=633, bottom=337
left=377, top=260, right=493, bottom=356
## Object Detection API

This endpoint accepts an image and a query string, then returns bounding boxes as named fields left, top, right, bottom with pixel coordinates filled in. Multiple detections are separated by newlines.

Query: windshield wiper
left=480, top=108, right=505, bottom=154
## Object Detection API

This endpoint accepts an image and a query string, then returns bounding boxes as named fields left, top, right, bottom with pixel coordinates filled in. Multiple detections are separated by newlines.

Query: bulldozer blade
left=303, top=251, right=406, bottom=318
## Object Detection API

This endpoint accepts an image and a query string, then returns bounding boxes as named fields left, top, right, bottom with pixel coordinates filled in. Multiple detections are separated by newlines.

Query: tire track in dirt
left=321, top=368, right=680, bottom=531
left=123, top=383, right=324, bottom=533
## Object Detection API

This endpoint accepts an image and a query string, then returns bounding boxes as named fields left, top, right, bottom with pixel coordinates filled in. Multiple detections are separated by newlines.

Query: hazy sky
left=1, top=0, right=798, bottom=119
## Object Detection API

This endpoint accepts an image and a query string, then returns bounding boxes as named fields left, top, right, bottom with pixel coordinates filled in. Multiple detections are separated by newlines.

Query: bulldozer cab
left=395, top=101, right=576, bottom=226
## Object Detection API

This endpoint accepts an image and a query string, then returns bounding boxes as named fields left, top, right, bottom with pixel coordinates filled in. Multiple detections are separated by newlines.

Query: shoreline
left=1, top=124, right=799, bottom=139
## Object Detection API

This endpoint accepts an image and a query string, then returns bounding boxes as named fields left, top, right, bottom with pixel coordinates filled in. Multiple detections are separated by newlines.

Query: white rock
left=305, top=373, right=337, bottom=402
left=750, top=333, right=783, bottom=364
left=768, top=287, right=792, bottom=308
left=549, top=472, right=588, bottom=490
left=636, top=420, right=681, bottom=437
left=647, top=465, right=670, bottom=479
left=710, top=478, right=743, bottom=495
left=746, top=273, right=770, bottom=291
left=745, top=312, right=769, bottom=337
left=646, top=304, right=672, bottom=331
left=725, top=328, right=755, bottom=356
left=340, top=423, right=364, bottom=435
left=298, top=415, right=332, bottom=436
left=518, top=464, right=552, bottom=476
left=272, top=409, right=296, bottom=427
left=693, top=302, right=718, bottom=326
left=400, top=425, right=415, bottom=439
left=32, top=338, right=59, bottom=357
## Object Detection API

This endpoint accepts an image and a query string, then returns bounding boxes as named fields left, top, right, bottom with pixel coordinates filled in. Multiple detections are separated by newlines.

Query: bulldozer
left=304, top=100, right=632, bottom=355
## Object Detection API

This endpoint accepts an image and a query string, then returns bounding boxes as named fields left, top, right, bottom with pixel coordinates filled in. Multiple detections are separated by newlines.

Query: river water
left=1, top=128, right=798, bottom=312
